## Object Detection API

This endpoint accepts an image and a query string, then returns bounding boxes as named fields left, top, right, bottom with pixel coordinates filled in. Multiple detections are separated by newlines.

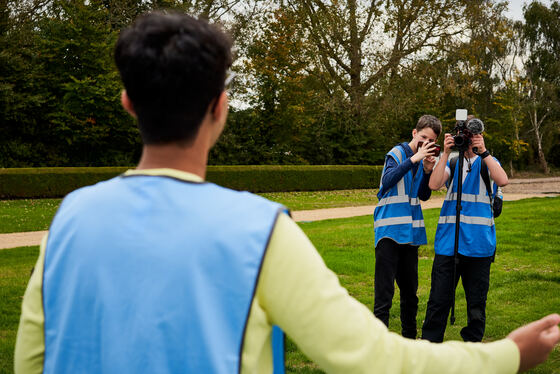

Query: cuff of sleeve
left=488, top=339, right=520, bottom=374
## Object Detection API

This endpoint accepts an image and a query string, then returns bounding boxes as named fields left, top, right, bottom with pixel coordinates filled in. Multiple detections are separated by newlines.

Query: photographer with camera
left=373, top=115, right=441, bottom=339
left=422, top=114, right=509, bottom=343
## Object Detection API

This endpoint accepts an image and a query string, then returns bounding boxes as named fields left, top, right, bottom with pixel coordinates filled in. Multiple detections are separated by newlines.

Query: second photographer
left=421, top=115, right=509, bottom=343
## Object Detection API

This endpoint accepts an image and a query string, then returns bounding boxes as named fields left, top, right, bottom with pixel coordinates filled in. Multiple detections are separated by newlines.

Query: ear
left=412, top=129, right=418, bottom=138
left=121, top=90, right=137, bottom=118
left=212, top=91, right=228, bottom=122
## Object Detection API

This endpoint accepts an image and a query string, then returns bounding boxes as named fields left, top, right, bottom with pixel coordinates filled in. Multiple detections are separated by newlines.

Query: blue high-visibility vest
left=374, top=145, right=427, bottom=246
left=434, top=157, right=497, bottom=257
left=43, top=174, right=286, bottom=373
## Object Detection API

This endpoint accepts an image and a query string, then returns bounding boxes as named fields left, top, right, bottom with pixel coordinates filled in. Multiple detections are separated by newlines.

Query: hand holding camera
left=470, top=134, right=487, bottom=155
left=417, top=141, right=441, bottom=157
left=442, top=133, right=455, bottom=156
left=412, top=141, right=439, bottom=164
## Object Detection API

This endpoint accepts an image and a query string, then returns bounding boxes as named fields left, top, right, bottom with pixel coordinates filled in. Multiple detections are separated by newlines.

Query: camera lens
left=453, top=134, right=467, bottom=147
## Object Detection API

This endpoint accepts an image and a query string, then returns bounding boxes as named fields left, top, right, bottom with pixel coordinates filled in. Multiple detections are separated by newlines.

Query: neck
left=465, top=149, right=476, bottom=158
left=136, top=141, right=208, bottom=179
left=408, top=141, right=417, bottom=153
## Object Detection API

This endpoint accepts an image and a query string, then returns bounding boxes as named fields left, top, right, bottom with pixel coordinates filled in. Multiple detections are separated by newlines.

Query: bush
left=0, top=166, right=383, bottom=198
left=207, top=165, right=383, bottom=193
left=0, top=167, right=128, bottom=199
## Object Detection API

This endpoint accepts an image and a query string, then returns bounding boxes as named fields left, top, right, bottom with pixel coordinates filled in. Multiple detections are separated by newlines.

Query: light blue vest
left=43, top=175, right=286, bottom=373
left=434, top=157, right=497, bottom=257
left=374, top=145, right=427, bottom=246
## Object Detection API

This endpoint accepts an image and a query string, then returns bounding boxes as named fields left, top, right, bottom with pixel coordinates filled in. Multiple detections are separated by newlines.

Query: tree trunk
left=509, top=159, right=514, bottom=177
left=532, top=108, right=549, bottom=174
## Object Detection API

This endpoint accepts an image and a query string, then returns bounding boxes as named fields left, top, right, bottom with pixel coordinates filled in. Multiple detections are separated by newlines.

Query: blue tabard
left=374, top=145, right=427, bottom=246
left=434, top=157, right=497, bottom=257
left=43, top=174, right=286, bottom=373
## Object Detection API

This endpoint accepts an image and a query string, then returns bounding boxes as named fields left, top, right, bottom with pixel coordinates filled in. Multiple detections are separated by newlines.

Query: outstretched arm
left=508, top=314, right=560, bottom=372
left=251, top=214, right=560, bottom=374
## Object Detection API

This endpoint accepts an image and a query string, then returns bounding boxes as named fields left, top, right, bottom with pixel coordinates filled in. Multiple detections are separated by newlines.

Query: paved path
left=0, top=231, right=47, bottom=250
left=2, top=175, right=559, bottom=250
left=291, top=192, right=557, bottom=222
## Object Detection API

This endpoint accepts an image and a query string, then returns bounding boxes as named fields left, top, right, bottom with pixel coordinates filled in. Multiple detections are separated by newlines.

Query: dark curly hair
left=115, top=12, right=232, bottom=145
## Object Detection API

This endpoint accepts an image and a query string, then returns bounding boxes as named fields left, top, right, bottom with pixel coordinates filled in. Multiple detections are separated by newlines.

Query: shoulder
left=387, top=145, right=405, bottom=163
left=210, top=183, right=284, bottom=208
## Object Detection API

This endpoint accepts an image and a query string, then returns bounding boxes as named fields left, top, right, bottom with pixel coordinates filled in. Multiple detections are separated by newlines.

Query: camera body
left=417, top=141, right=441, bottom=157
left=452, top=124, right=473, bottom=151
left=453, top=109, right=484, bottom=152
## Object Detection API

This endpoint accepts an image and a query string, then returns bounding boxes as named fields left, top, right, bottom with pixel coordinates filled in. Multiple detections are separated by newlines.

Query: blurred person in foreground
left=15, top=11, right=560, bottom=374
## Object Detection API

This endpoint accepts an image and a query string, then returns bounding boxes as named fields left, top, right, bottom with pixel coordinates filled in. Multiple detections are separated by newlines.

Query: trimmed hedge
left=0, top=165, right=383, bottom=198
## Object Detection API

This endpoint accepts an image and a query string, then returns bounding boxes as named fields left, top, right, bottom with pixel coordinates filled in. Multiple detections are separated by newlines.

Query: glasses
left=211, top=70, right=236, bottom=113
left=224, top=70, right=236, bottom=91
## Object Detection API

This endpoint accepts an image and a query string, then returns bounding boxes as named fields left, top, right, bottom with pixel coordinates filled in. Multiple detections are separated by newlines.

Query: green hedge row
left=0, top=165, right=383, bottom=198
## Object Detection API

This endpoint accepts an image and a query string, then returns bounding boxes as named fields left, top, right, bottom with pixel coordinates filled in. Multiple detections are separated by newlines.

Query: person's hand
left=442, top=133, right=454, bottom=155
left=507, top=313, right=560, bottom=373
left=471, top=134, right=486, bottom=154
left=411, top=141, right=436, bottom=163
left=423, top=155, right=436, bottom=173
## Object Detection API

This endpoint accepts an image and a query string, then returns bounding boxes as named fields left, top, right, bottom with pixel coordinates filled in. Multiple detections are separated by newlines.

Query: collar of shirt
left=123, top=168, right=204, bottom=183
left=399, top=142, right=414, bottom=159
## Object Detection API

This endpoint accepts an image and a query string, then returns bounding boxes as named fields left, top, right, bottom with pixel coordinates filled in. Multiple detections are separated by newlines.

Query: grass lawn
left=0, top=190, right=452, bottom=233
left=0, top=190, right=384, bottom=234
left=1, top=197, right=559, bottom=373
left=287, top=196, right=560, bottom=373
left=0, top=199, right=61, bottom=234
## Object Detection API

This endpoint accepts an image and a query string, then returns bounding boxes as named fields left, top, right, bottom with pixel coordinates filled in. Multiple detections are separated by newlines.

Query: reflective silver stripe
left=388, top=148, right=406, bottom=197
left=390, top=147, right=403, bottom=163
left=397, top=178, right=405, bottom=197
left=438, top=215, right=494, bottom=226
left=377, top=195, right=421, bottom=207
left=446, top=180, right=454, bottom=200
left=446, top=193, right=490, bottom=204
left=374, top=216, right=412, bottom=228
left=378, top=146, right=404, bottom=187
left=412, top=220, right=425, bottom=228
left=445, top=161, right=492, bottom=203
left=378, top=195, right=409, bottom=206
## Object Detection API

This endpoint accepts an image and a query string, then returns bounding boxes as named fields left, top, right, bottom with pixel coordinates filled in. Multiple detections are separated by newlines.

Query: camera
left=417, top=141, right=441, bottom=157
left=453, top=109, right=484, bottom=152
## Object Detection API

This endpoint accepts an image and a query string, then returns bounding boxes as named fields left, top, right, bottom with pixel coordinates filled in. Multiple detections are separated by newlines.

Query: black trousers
left=421, top=254, right=493, bottom=343
left=374, top=238, right=419, bottom=339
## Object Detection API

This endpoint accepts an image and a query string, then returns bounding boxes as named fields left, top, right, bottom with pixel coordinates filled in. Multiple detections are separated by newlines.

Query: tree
left=483, top=19, right=528, bottom=175
left=521, top=0, right=560, bottom=173
left=0, top=0, right=53, bottom=166
left=283, top=0, right=468, bottom=126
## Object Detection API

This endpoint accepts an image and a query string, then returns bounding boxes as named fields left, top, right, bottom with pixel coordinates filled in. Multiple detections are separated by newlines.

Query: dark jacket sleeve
left=381, top=156, right=414, bottom=193
left=418, top=171, right=432, bottom=201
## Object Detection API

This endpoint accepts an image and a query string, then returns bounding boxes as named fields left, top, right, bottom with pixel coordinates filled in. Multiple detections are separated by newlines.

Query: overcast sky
left=504, top=0, right=554, bottom=21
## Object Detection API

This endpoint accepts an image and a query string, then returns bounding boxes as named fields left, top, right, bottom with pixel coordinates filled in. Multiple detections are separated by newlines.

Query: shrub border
left=0, top=165, right=383, bottom=198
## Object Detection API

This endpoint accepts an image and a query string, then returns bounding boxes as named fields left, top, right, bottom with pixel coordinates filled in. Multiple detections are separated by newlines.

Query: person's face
left=412, top=127, right=438, bottom=145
